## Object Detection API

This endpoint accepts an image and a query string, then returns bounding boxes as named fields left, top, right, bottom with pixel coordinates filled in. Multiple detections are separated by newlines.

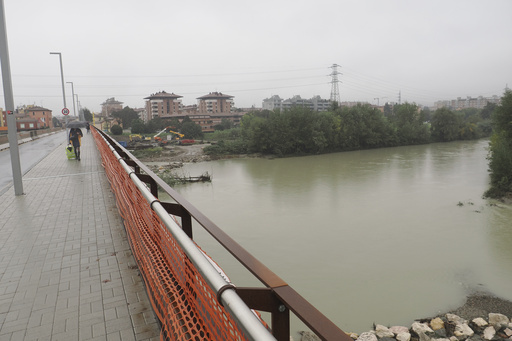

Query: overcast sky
left=1, top=0, right=511, bottom=116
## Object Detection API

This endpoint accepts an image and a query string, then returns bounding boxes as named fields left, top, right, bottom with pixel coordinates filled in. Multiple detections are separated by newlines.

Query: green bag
left=66, top=145, right=76, bottom=159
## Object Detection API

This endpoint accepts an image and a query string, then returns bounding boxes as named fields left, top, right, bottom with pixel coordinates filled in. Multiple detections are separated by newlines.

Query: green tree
left=110, top=124, right=123, bottom=135
left=131, top=119, right=145, bottom=134
left=83, top=108, right=93, bottom=122
left=485, top=90, right=512, bottom=198
left=389, top=103, right=430, bottom=144
left=214, top=118, right=234, bottom=131
left=112, top=106, right=139, bottom=128
left=419, top=107, right=431, bottom=122
left=181, top=121, right=204, bottom=139
left=481, top=102, right=497, bottom=120
left=383, top=103, right=393, bottom=117
left=431, top=108, right=460, bottom=142
left=337, top=104, right=396, bottom=150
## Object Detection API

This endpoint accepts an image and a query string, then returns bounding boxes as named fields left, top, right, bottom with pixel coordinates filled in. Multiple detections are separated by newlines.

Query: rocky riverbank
left=299, top=293, right=512, bottom=341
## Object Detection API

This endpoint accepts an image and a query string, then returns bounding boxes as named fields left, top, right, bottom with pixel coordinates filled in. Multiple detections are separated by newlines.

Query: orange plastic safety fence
left=92, top=129, right=249, bottom=341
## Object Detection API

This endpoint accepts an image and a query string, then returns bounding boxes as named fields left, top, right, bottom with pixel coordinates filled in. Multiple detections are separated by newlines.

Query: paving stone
left=0, top=133, right=160, bottom=340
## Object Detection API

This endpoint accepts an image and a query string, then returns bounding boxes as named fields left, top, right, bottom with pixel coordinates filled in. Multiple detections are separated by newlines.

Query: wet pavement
left=0, top=133, right=161, bottom=340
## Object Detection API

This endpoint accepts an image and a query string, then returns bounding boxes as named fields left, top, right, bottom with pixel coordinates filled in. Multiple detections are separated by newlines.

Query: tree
left=110, top=124, right=123, bottom=135
left=481, top=102, right=496, bottom=120
left=390, top=103, right=430, bottom=144
left=52, top=117, right=62, bottom=127
left=214, top=118, right=234, bottom=131
left=131, top=119, right=146, bottom=134
left=485, top=90, right=512, bottom=198
left=430, top=108, right=460, bottom=142
left=112, top=106, right=139, bottom=128
left=181, top=121, right=204, bottom=139
left=383, top=103, right=393, bottom=117
left=83, top=108, right=93, bottom=122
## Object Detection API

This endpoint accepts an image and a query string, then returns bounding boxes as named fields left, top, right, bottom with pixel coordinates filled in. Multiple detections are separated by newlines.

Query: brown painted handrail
left=97, top=128, right=351, bottom=341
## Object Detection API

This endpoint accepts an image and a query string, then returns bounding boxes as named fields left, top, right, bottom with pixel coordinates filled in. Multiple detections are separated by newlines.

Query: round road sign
left=62, top=108, right=70, bottom=115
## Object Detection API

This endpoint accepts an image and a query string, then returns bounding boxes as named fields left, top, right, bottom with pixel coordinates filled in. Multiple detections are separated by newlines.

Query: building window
left=20, top=123, right=25, bottom=128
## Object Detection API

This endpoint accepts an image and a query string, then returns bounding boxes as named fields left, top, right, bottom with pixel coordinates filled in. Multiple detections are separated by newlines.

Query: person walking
left=69, top=127, right=83, bottom=160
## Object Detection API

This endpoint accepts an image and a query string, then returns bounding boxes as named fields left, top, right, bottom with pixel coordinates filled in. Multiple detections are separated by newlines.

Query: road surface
left=0, top=131, right=66, bottom=194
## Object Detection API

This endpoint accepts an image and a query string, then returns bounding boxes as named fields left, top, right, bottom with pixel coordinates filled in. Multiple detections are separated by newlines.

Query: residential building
left=1, top=108, right=5, bottom=128
left=262, top=95, right=283, bottom=111
left=434, top=95, right=501, bottom=110
left=144, top=91, right=183, bottom=121
left=310, top=95, right=331, bottom=111
left=16, top=118, right=45, bottom=131
left=142, top=91, right=243, bottom=133
left=133, top=108, right=147, bottom=122
left=101, top=97, right=124, bottom=117
left=262, top=95, right=331, bottom=111
left=25, top=106, right=53, bottom=128
left=197, top=92, right=234, bottom=114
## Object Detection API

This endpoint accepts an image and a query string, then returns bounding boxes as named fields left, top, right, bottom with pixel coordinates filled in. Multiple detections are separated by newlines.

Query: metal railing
left=95, top=127, right=352, bottom=341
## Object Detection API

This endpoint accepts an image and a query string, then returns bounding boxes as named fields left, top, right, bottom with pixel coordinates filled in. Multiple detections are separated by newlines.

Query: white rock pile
left=345, top=313, right=512, bottom=341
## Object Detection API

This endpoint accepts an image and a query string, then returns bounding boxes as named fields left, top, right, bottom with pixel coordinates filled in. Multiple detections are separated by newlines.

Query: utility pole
left=0, top=0, right=24, bottom=195
left=398, top=90, right=401, bottom=105
left=329, top=63, right=341, bottom=104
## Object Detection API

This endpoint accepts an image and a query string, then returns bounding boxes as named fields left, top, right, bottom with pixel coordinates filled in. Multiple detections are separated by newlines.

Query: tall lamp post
left=75, top=94, right=81, bottom=120
left=0, top=0, right=23, bottom=195
left=66, top=81, right=76, bottom=118
left=49, top=52, right=69, bottom=140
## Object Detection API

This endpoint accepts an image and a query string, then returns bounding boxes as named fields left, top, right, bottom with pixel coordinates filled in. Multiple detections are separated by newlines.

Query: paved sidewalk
left=0, top=133, right=161, bottom=340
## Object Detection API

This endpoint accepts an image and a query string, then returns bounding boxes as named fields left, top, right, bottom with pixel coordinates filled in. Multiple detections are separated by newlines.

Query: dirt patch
left=136, top=143, right=212, bottom=164
left=445, top=292, right=512, bottom=321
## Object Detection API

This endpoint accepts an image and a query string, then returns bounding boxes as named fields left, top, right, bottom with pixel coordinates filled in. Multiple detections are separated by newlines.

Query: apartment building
left=101, top=97, right=124, bottom=117
left=144, top=91, right=183, bottom=121
left=434, top=95, right=501, bottom=110
left=197, top=92, right=234, bottom=114
left=262, top=95, right=331, bottom=111
left=142, top=91, right=240, bottom=132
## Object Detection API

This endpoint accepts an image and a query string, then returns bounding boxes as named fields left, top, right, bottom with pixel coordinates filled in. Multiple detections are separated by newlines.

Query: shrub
left=111, top=124, right=123, bottom=135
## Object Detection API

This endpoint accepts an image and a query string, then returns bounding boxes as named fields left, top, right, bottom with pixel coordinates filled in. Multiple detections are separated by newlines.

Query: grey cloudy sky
left=1, top=0, right=511, bottom=116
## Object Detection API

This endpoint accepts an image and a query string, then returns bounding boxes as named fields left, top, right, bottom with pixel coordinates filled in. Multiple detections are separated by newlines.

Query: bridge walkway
left=0, top=132, right=161, bottom=340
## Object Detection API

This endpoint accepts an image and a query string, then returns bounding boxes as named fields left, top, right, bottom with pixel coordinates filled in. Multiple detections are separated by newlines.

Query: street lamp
left=50, top=52, right=69, bottom=140
left=49, top=52, right=66, bottom=109
left=66, top=81, right=76, bottom=117
left=0, top=0, right=23, bottom=195
left=75, top=94, right=81, bottom=120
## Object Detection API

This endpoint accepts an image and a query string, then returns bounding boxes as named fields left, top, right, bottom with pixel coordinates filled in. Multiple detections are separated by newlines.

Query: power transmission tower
left=329, top=64, right=341, bottom=103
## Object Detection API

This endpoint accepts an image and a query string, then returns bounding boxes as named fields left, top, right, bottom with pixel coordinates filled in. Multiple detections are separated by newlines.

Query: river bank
left=298, top=293, right=512, bottom=341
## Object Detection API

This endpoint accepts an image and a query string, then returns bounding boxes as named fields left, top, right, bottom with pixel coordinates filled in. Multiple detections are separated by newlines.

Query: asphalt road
left=0, top=131, right=67, bottom=193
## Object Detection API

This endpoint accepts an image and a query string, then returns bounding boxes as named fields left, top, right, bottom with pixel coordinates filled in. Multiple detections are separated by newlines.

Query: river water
left=162, top=139, right=512, bottom=335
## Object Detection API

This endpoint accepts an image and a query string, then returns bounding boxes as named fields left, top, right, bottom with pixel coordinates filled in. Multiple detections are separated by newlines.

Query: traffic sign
left=62, top=108, right=70, bottom=116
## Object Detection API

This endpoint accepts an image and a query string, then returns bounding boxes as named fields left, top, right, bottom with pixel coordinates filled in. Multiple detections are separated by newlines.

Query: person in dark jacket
left=69, top=127, right=83, bottom=160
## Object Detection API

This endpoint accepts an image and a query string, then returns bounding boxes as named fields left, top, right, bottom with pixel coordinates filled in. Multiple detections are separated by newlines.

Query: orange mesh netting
left=92, top=129, right=250, bottom=341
